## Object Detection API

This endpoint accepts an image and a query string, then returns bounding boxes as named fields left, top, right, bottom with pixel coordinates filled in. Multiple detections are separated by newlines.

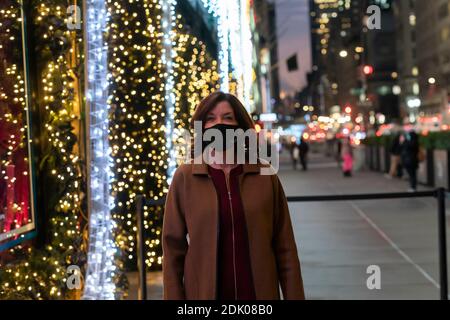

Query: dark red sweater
left=208, top=164, right=256, bottom=300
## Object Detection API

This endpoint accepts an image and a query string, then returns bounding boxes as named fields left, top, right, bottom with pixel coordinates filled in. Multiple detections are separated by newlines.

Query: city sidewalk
left=127, top=150, right=450, bottom=300
left=279, top=150, right=450, bottom=300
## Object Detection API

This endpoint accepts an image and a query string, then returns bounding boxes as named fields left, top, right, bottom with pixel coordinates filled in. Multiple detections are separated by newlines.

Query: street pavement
left=279, top=149, right=450, bottom=300
left=127, top=148, right=450, bottom=300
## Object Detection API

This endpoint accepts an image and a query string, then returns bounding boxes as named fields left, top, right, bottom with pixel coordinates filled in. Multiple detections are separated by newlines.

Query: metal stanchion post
left=136, top=195, right=147, bottom=300
left=144, top=190, right=447, bottom=300
left=437, top=188, right=448, bottom=300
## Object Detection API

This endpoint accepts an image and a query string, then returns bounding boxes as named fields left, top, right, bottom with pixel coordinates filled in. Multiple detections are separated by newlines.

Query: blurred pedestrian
left=385, top=133, right=403, bottom=179
left=341, top=137, right=353, bottom=177
left=400, top=131, right=419, bottom=192
left=336, top=137, right=342, bottom=167
left=299, top=137, right=309, bottom=171
left=291, top=139, right=300, bottom=170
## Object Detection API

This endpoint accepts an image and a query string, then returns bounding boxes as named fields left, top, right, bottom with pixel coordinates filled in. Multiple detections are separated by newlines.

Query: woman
left=341, top=137, right=353, bottom=177
left=162, top=92, right=305, bottom=300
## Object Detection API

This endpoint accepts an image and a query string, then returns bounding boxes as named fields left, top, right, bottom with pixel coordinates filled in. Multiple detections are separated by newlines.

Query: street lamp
left=393, top=85, right=402, bottom=95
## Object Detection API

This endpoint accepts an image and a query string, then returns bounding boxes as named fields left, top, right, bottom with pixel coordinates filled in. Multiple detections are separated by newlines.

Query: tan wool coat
left=162, top=161, right=305, bottom=300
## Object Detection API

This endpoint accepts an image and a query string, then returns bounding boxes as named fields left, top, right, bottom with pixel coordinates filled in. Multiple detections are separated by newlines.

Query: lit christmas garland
left=108, top=0, right=220, bottom=270
left=0, top=0, right=253, bottom=300
left=0, top=4, right=29, bottom=237
left=239, top=0, right=253, bottom=111
left=0, top=0, right=87, bottom=300
left=201, top=0, right=254, bottom=110
left=108, top=0, right=168, bottom=270
left=202, top=0, right=230, bottom=92
left=228, top=0, right=244, bottom=100
left=161, top=0, right=177, bottom=182
left=82, top=0, right=117, bottom=300
left=171, top=15, right=220, bottom=163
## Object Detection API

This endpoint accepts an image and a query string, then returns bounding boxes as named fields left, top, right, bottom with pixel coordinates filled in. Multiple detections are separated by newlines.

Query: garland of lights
left=0, top=0, right=88, bottom=300
left=239, top=0, right=253, bottom=111
left=108, top=0, right=221, bottom=271
left=82, top=0, right=117, bottom=300
left=200, top=0, right=254, bottom=110
left=162, top=0, right=177, bottom=182
left=108, top=0, right=168, bottom=270
left=171, top=15, right=220, bottom=163
left=0, top=2, right=29, bottom=238
left=202, top=0, right=230, bottom=92
left=0, top=0, right=255, bottom=300
left=228, top=0, right=243, bottom=100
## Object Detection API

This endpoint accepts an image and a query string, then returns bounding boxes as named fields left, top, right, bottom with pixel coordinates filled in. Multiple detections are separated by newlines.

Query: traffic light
left=363, top=65, right=374, bottom=75
left=345, top=105, right=352, bottom=114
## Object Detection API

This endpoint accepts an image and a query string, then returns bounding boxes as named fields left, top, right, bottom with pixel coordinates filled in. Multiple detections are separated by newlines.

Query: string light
left=1, top=0, right=252, bottom=299
left=202, top=0, right=230, bottom=92
left=82, top=0, right=117, bottom=300
left=108, top=0, right=220, bottom=269
left=0, top=4, right=29, bottom=238
left=0, top=0, right=86, bottom=300
left=200, top=1, right=255, bottom=111
left=108, top=0, right=168, bottom=270
left=162, top=0, right=177, bottom=182
left=240, top=0, right=254, bottom=111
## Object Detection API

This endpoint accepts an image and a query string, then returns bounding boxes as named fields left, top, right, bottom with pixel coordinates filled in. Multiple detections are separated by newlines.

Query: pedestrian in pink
left=341, top=137, right=353, bottom=177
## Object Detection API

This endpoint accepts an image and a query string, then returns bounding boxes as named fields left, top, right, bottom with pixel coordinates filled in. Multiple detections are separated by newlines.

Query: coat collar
left=191, top=161, right=264, bottom=176
left=189, top=153, right=273, bottom=175
left=191, top=162, right=262, bottom=175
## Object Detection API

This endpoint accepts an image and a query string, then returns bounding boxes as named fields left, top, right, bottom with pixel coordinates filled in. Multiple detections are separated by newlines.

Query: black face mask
left=202, top=123, right=240, bottom=152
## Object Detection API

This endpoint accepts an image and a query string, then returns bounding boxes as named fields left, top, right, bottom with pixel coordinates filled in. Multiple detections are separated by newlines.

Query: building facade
left=363, top=0, right=399, bottom=125
left=393, top=0, right=419, bottom=123
left=253, top=0, right=281, bottom=115
left=415, top=0, right=450, bottom=127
